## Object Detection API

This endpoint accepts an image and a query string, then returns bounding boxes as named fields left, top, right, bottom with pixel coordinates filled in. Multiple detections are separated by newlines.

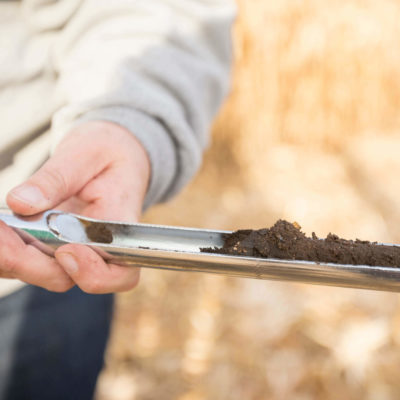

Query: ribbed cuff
left=51, top=106, right=178, bottom=209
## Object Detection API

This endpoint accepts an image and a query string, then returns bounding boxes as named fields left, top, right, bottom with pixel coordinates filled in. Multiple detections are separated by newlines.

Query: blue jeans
left=0, top=285, right=114, bottom=400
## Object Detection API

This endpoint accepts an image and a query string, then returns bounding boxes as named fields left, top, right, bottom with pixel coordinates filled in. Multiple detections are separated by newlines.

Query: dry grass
left=96, top=1, right=400, bottom=399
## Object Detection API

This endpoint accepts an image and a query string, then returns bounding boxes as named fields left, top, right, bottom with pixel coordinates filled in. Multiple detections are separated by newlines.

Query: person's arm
left=2, top=0, right=235, bottom=293
left=51, top=0, right=236, bottom=208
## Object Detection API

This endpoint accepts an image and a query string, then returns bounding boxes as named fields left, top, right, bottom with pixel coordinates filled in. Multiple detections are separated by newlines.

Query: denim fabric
left=0, top=285, right=114, bottom=400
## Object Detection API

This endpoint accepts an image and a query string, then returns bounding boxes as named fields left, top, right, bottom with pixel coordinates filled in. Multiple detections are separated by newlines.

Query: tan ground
left=96, top=1, right=400, bottom=399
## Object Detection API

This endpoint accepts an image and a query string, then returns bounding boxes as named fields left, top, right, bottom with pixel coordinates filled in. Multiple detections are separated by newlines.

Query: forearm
left=48, top=0, right=236, bottom=207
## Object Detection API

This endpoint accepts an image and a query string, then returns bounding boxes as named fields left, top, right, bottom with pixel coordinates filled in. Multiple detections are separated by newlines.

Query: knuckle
left=81, top=279, right=105, bottom=294
left=43, top=276, right=74, bottom=293
left=39, top=168, right=69, bottom=195
left=52, top=280, right=74, bottom=293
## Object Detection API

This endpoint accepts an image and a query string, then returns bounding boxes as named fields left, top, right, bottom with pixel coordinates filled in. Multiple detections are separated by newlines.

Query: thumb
left=7, top=141, right=107, bottom=216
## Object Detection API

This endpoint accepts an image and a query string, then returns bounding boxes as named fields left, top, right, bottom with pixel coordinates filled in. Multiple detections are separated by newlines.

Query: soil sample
left=82, top=221, right=113, bottom=244
left=201, top=220, right=400, bottom=267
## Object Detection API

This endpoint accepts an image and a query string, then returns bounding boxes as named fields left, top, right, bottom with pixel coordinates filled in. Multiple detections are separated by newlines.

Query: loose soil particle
left=83, top=221, right=113, bottom=244
left=201, top=220, right=400, bottom=267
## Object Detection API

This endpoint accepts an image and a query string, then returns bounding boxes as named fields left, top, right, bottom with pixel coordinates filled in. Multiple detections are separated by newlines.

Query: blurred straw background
left=96, top=0, right=400, bottom=399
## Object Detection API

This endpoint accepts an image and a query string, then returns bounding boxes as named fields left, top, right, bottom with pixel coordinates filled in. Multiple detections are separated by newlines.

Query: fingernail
left=9, top=185, right=47, bottom=207
left=58, top=253, right=79, bottom=274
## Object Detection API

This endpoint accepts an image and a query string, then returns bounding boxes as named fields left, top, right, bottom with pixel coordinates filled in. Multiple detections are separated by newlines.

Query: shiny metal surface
left=1, top=208, right=400, bottom=292
left=0, top=208, right=64, bottom=257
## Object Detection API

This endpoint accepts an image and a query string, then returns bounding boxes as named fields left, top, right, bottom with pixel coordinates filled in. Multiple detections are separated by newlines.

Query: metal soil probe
left=1, top=207, right=400, bottom=292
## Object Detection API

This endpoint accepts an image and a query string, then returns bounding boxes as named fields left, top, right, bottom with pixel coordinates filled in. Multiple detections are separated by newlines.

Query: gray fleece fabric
left=0, top=0, right=235, bottom=208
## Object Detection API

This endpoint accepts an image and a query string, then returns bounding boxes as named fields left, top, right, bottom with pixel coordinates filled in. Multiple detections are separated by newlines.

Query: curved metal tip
left=47, top=212, right=90, bottom=243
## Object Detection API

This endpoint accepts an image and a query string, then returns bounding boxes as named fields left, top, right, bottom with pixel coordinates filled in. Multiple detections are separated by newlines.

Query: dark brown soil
left=83, top=221, right=113, bottom=244
left=201, top=220, right=400, bottom=267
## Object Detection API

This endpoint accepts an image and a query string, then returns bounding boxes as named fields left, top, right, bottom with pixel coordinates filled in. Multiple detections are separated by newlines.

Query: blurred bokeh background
left=96, top=1, right=400, bottom=399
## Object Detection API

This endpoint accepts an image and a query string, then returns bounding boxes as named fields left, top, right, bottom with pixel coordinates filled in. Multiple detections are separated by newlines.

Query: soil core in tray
left=83, top=221, right=113, bottom=244
left=201, top=220, right=400, bottom=267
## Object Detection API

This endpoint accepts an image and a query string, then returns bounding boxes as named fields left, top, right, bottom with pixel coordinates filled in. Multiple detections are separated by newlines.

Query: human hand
left=2, top=121, right=150, bottom=293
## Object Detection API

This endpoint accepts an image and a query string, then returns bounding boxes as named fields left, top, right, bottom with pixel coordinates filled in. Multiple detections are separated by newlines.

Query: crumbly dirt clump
left=202, top=220, right=400, bottom=267
left=83, top=222, right=113, bottom=244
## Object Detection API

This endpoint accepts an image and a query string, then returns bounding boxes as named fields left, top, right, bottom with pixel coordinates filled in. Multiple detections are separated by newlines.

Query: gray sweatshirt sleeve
left=45, top=0, right=236, bottom=209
